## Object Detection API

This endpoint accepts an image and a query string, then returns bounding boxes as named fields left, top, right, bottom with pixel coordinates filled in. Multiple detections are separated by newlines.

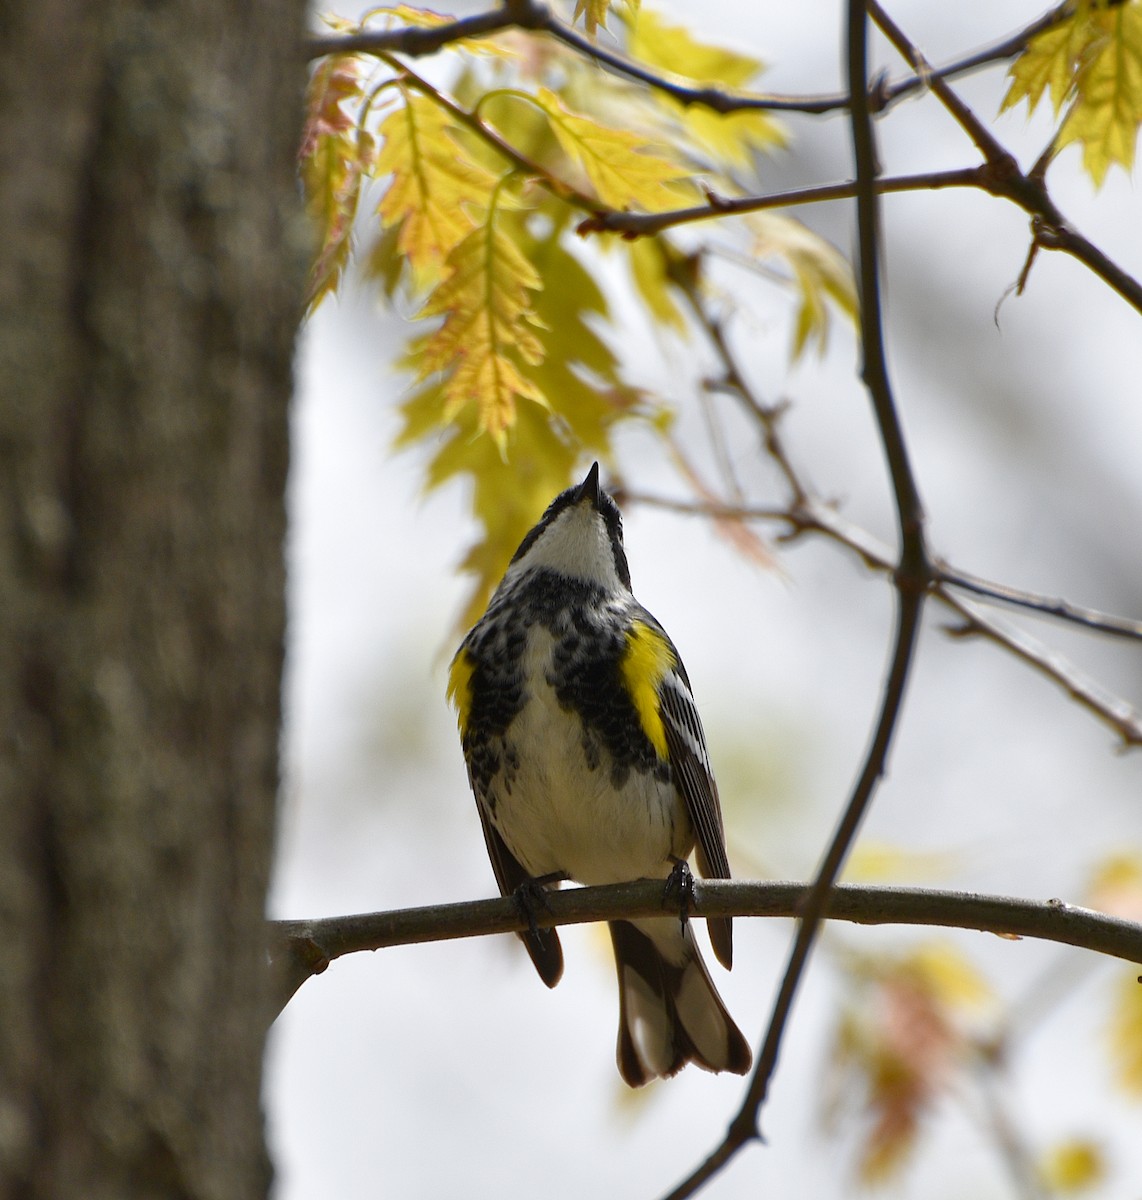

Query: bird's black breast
left=460, top=569, right=669, bottom=795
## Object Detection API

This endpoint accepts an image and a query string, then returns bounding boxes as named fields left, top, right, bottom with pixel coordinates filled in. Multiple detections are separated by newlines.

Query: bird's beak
left=576, top=461, right=601, bottom=507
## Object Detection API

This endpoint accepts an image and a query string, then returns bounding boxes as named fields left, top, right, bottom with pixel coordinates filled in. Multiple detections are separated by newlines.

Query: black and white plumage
left=448, top=463, right=750, bottom=1086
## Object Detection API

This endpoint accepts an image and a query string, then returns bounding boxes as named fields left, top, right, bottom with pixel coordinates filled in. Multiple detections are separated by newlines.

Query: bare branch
left=663, top=11, right=932, bottom=1197
left=870, top=0, right=1013, bottom=167
left=625, top=492, right=1142, bottom=748
left=865, top=4, right=1142, bottom=316
left=938, top=564, right=1142, bottom=643
left=268, top=879, right=1142, bottom=1017
left=577, top=169, right=982, bottom=238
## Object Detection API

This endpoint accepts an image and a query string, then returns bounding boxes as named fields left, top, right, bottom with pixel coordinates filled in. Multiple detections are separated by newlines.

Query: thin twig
left=664, top=9, right=932, bottom=1197
left=938, top=564, right=1142, bottom=642
left=870, top=0, right=1013, bottom=167
left=971, top=1061, right=1048, bottom=1200
left=381, top=57, right=603, bottom=213
left=865, top=4, right=1142, bottom=316
left=268, top=880, right=1142, bottom=1017
left=577, top=169, right=982, bottom=237
left=623, top=492, right=1142, bottom=748
left=306, top=0, right=1105, bottom=121
left=308, top=7, right=518, bottom=59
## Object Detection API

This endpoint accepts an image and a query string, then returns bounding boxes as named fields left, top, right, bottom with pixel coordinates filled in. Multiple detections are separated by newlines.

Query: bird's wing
left=657, top=651, right=734, bottom=970
left=471, top=780, right=564, bottom=988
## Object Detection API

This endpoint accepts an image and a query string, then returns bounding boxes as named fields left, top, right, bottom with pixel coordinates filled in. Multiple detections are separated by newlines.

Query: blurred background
left=268, top=2, right=1142, bottom=1196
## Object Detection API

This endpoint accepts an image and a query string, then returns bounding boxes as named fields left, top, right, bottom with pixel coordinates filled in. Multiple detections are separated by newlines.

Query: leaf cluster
left=298, top=3, right=856, bottom=626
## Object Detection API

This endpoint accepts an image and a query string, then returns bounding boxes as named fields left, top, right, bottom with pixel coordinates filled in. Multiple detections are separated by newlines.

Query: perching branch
left=268, top=880, right=1142, bottom=1019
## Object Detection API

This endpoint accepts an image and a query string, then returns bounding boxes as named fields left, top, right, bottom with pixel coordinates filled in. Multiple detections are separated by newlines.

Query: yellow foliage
left=1039, top=1138, right=1107, bottom=1194
left=397, top=215, right=666, bottom=627
left=303, top=3, right=849, bottom=617
left=746, top=213, right=858, bottom=358
left=533, top=88, right=692, bottom=210
left=1108, top=967, right=1142, bottom=1094
left=902, top=943, right=993, bottom=1012
left=299, top=55, right=369, bottom=312
left=824, top=942, right=993, bottom=1185
left=374, top=90, right=498, bottom=291
left=1058, top=6, right=1142, bottom=183
left=1003, top=2, right=1142, bottom=185
left=626, top=8, right=787, bottom=169
left=573, top=0, right=612, bottom=36
left=842, top=841, right=957, bottom=883
left=415, top=208, right=548, bottom=450
left=626, top=238, right=688, bottom=331
left=1086, top=850, right=1142, bottom=920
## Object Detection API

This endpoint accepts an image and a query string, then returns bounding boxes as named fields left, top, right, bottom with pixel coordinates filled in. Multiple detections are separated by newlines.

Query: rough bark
left=0, top=1, right=307, bottom=1196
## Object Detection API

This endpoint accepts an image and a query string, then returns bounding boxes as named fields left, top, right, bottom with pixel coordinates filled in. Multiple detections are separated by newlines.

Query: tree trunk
left=0, top=2, right=307, bottom=1196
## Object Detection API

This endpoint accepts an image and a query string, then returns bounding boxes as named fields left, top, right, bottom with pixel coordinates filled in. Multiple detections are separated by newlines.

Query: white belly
left=486, top=629, right=690, bottom=885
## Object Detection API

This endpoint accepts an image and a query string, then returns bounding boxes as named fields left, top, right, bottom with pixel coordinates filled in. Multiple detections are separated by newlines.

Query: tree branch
left=577, top=168, right=982, bottom=237
left=267, top=880, right=1142, bottom=1018
left=305, top=0, right=1103, bottom=122
left=623, top=492, right=1142, bottom=749
left=937, top=563, right=1142, bottom=642
left=867, top=3, right=1142, bottom=317
left=663, top=10, right=932, bottom=1197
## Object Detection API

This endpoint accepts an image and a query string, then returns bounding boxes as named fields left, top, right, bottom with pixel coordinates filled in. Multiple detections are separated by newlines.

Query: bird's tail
left=608, top=918, right=752, bottom=1087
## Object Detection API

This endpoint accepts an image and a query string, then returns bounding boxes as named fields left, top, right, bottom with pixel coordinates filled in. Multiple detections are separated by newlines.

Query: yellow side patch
left=446, top=648, right=475, bottom=735
left=619, top=620, right=675, bottom=759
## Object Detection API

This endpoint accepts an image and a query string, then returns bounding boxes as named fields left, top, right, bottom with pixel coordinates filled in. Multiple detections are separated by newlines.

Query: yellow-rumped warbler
left=448, top=463, right=751, bottom=1086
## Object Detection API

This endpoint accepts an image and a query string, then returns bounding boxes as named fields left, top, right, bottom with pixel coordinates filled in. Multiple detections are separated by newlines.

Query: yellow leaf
left=626, top=238, right=687, bottom=331
left=1002, top=11, right=1097, bottom=116
left=1086, top=850, right=1142, bottom=920
left=1058, top=6, right=1142, bottom=184
left=1039, top=1138, right=1106, bottom=1194
left=746, top=213, right=858, bottom=359
left=374, top=90, right=498, bottom=291
left=573, top=0, right=612, bottom=35
left=1002, top=4, right=1142, bottom=186
left=626, top=8, right=786, bottom=169
left=823, top=942, right=995, bottom=1186
left=299, top=55, right=368, bottom=311
left=843, top=841, right=957, bottom=883
left=415, top=212, right=548, bottom=446
left=1108, top=967, right=1142, bottom=1094
left=903, top=943, right=993, bottom=1011
left=533, top=87, right=692, bottom=210
left=627, top=7, right=761, bottom=86
left=361, top=6, right=517, bottom=56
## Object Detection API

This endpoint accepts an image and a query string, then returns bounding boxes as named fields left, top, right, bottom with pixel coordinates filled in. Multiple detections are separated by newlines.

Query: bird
left=447, top=462, right=751, bottom=1086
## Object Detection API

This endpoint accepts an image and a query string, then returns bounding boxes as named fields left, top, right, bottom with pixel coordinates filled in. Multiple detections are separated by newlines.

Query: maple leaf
left=1058, top=6, right=1142, bottom=183
left=533, top=87, right=692, bottom=210
left=373, top=90, right=499, bottom=291
left=299, top=55, right=369, bottom=312
left=1003, top=3, right=1142, bottom=186
left=414, top=211, right=548, bottom=449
